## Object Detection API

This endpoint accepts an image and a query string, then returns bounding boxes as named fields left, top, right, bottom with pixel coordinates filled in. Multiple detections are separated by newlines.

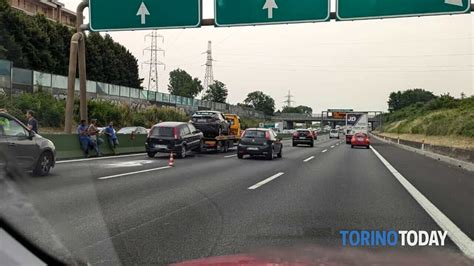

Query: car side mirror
left=194, top=129, right=201, bottom=133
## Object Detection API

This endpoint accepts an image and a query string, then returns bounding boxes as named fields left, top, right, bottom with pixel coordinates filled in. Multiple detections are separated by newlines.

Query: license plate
left=299, top=137, right=306, bottom=139
left=357, top=138, right=364, bottom=141
left=247, top=147, right=259, bottom=151
left=156, top=145, right=167, bottom=149
left=198, top=119, right=207, bottom=122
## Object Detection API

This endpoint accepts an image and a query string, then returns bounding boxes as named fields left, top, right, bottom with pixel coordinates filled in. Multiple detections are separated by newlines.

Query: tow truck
left=201, top=114, right=242, bottom=152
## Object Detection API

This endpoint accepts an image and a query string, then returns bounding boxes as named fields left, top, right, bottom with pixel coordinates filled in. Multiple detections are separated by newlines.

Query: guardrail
left=372, top=133, right=473, bottom=164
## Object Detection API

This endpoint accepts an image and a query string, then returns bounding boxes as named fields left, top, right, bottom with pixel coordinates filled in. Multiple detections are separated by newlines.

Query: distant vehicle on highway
left=191, top=111, right=230, bottom=138
left=345, top=112, right=369, bottom=144
left=0, top=112, right=56, bottom=176
left=145, top=122, right=203, bottom=158
left=329, top=129, right=340, bottom=139
left=310, top=128, right=318, bottom=139
left=351, top=132, right=370, bottom=149
left=292, top=129, right=316, bottom=147
left=117, top=126, right=148, bottom=135
left=237, top=128, right=283, bottom=160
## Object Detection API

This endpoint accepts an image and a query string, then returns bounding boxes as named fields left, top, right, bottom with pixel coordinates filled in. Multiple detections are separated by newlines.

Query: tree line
left=0, top=0, right=141, bottom=88
left=0, top=0, right=315, bottom=117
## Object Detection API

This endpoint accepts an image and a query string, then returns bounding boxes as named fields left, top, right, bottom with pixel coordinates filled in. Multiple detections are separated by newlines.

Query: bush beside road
left=382, top=96, right=473, bottom=138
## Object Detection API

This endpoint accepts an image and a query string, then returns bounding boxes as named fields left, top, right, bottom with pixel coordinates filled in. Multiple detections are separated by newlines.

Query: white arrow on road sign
left=444, top=0, right=463, bottom=7
left=262, top=0, right=278, bottom=19
left=136, top=2, right=150, bottom=25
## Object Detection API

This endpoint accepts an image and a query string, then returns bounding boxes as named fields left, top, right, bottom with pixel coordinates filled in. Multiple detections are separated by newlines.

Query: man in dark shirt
left=26, top=110, right=38, bottom=134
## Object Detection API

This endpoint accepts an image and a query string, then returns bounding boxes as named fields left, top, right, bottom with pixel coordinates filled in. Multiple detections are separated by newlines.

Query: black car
left=0, top=112, right=56, bottom=176
left=237, top=128, right=283, bottom=160
left=145, top=122, right=203, bottom=159
left=191, top=111, right=230, bottom=138
left=292, top=129, right=315, bottom=147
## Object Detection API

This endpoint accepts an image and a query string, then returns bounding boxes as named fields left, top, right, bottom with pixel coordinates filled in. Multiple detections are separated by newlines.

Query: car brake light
left=147, top=127, right=153, bottom=138
left=292, top=132, right=299, bottom=137
left=173, top=127, right=179, bottom=139
left=265, top=131, right=271, bottom=140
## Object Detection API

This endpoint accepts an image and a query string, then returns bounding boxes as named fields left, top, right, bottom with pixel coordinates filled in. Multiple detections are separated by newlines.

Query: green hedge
left=382, top=96, right=474, bottom=137
left=0, top=91, right=189, bottom=129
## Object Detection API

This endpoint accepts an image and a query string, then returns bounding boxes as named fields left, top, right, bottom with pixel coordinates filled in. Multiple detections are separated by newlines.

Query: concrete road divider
left=371, top=133, right=473, bottom=172
left=43, top=134, right=147, bottom=160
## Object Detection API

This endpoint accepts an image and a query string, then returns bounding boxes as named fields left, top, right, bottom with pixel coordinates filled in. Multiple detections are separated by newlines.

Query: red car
left=351, top=132, right=370, bottom=149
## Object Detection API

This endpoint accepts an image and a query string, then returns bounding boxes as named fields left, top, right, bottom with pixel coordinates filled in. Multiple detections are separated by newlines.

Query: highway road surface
left=2, top=135, right=473, bottom=265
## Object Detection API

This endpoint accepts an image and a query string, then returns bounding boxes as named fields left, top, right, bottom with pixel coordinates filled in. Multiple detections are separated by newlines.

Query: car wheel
left=292, top=142, right=296, bottom=147
left=33, top=151, right=53, bottom=176
left=147, top=152, right=156, bottom=158
left=366, top=145, right=370, bottom=149
left=351, top=145, right=354, bottom=148
left=238, top=153, right=243, bottom=159
left=277, top=148, right=282, bottom=158
left=310, top=141, right=314, bottom=147
left=179, top=145, right=186, bottom=159
left=266, top=148, right=274, bottom=160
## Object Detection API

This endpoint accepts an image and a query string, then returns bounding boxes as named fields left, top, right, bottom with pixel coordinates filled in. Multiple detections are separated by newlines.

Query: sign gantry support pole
left=65, top=0, right=89, bottom=133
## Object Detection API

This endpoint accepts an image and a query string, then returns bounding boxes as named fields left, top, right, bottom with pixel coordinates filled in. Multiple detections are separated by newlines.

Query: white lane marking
left=303, top=156, right=315, bottom=162
left=57, top=153, right=147, bottom=164
left=322, top=149, right=328, bottom=153
left=224, top=154, right=237, bottom=158
left=98, top=166, right=171, bottom=180
left=370, top=146, right=474, bottom=259
left=248, top=172, right=284, bottom=190
left=104, top=160, right=155, bottom=168
left=331, top=145, right=335, bottom=148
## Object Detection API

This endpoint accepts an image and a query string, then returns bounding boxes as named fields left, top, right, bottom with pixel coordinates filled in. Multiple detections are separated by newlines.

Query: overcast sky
left=61, top=0, right=473, bottom=112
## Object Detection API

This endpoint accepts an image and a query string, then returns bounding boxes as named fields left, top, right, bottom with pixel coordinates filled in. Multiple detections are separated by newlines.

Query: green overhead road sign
left=215, top=0, right=330, bottom=27
left=337, top=0, right=470, bottom=21
left=89, top=0, right=200, bottom=31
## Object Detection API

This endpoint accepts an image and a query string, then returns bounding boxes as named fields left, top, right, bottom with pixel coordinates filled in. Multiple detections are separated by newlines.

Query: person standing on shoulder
left=26, top=110, right=38, bottom=134
left=104, top=121, right=119, bottom=155
left=88, top=119, right=102, bottom=156
left=77, top=120, right=91, bottom=158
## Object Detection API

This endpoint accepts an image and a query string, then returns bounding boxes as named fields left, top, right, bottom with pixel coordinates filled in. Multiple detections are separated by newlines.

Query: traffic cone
left=168, top=152, right=175, bottom=167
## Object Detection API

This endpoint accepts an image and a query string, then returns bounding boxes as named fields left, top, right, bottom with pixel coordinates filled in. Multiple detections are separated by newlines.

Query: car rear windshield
left=355, top=133, right=367, bottom=137
left=330, top=130, right=338, bottom=133
left=297, top=130, right=310, bottom=134
left=151, top=126, right=174, bottom=137
left=243, top=130, right=266, bottom=138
